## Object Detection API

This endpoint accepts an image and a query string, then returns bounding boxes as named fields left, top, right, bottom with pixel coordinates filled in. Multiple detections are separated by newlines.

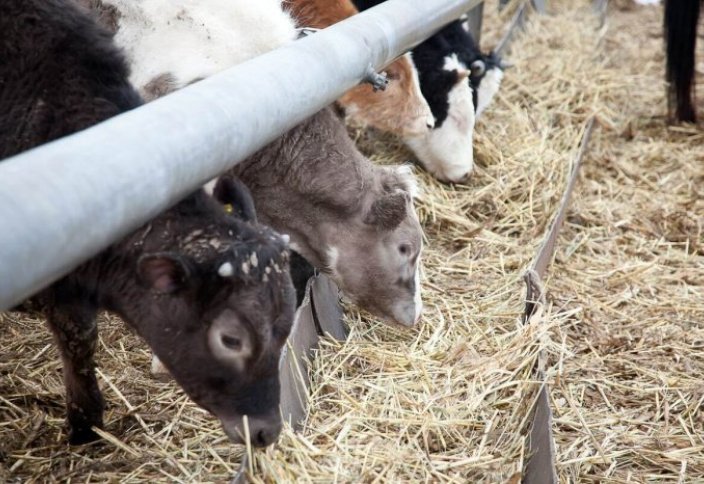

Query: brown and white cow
left=2, top=0, right=295, bottom=448
left=287, top=0, right=434, bottom=137
left=354, top=0, right=504, bottom=183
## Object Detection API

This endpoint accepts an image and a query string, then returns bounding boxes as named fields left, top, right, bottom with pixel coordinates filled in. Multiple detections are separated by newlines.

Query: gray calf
left=232, top=107, right=423, bottom=327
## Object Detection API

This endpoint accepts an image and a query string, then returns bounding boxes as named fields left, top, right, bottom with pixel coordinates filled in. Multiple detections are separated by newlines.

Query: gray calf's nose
left=392, top=301, right=419, bottom=327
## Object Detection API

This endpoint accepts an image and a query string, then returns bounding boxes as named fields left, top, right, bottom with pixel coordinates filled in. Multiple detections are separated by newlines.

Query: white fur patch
left=405, top=53, right=435, bottom=129
left=391, top=164, right=421, bottom=199
left=203, top=178, right=218, bottom=195
left=413, top=256, right=423, bottom=323
left=404, top=80, right=476, bottom=183
left=150, top=355, right=169, bottom=376
left=475, top=68, right=504, bottom=119
left=326, top=246, right=340, bottom=279
left=443, top=54, right=464, bottom=73
left=107, top=0, right=298, bottom=92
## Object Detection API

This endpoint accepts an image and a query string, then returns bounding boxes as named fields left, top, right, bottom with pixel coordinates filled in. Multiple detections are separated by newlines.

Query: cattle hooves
left=68, top=427, right=101, bottom=446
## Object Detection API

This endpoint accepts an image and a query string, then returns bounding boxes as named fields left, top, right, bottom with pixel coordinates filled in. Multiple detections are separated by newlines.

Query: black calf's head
left=118, top=182, right=295, bottom=447
left=401, top=20, right=504, bottom=182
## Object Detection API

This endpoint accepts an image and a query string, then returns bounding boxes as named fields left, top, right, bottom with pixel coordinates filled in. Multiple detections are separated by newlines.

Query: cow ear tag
left=223, top=203, right=234, bottom=214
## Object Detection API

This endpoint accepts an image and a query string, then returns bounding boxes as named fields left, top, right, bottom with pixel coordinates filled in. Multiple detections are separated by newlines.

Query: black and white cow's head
left=403, top=20, right=504, bottom=183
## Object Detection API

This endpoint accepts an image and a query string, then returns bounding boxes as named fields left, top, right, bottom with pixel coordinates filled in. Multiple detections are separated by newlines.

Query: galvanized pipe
left=0, top=0, right=483, bottom=310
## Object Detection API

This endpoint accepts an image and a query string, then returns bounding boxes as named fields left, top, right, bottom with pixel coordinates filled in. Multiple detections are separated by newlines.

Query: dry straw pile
left=544, top=3, right=704, bottom=482
left=1, top=0, right=702, bottom=482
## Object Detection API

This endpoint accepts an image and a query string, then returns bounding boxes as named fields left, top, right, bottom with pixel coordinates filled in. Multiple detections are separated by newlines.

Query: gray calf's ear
left=138, top=253, right=190, bottom=294
left=364, top=191, right=408, bottom=229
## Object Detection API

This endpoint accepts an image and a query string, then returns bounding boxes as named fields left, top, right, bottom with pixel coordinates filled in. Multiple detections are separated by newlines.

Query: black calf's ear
left=138, top=253, right=190, bottom=294
left=212, top=176, right=258, bottom=223
left=364, top=191, right=408, bottom=230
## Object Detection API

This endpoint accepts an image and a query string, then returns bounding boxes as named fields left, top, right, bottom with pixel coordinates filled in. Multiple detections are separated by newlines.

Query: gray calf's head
left=323, top=165, right=424, bottom=327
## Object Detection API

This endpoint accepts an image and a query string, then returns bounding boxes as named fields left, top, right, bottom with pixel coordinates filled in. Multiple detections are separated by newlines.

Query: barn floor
left=547, top=2, right=704, bottom=481
left=1, top=1, right=703, bottom=482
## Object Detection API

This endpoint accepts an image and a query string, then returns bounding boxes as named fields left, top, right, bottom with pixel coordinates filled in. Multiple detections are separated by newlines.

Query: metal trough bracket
left=363, top=64, right=389, bottom=91
left=231, top=273, right=346, bottom=483
left=522, top=118, right=595, bottom=484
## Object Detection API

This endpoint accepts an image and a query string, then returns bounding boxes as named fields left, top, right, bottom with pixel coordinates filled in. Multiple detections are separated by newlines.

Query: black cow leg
left=46, top=295, right=103, bottom=445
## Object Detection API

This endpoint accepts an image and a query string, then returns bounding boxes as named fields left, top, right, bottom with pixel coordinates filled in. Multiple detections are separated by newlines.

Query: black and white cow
left=354, top=0, right=504, bottom=183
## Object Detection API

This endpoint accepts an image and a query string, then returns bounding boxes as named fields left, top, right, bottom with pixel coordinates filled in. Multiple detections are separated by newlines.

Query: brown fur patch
left=287, top=0, right=358, bottom=29
left=364, top=191, right=408, bottom=230
left=141, top=73, right=178, bottom=102
left=73, top=0, right=121, bottom=34
left=287, top=0, right=431, bottom=137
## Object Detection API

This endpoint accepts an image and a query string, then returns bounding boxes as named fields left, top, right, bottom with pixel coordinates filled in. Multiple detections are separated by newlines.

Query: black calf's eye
left=221, top=335, right=242, bottom=351
left=399, top=244, right=410, bottom=255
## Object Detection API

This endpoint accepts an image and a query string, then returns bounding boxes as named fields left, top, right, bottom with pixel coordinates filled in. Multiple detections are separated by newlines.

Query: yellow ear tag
left=223, top=203, right=234, bottom=214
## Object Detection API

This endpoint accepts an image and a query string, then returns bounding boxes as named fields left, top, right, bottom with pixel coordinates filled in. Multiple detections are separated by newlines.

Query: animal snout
left=249, top=417, right=282, bottom=447
left=221, top=415, right=282, bottom=447
left=392, top=300, right=422, bottom=327
left=440, top=164, right=474, bottom=184
left=448, top=170, right=472, bottom=184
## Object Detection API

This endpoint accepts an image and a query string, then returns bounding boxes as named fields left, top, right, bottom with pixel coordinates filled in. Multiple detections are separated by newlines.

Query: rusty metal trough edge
left=232, top=273, right=346, bottom=483
left=522, top=118, right=595, bottom=484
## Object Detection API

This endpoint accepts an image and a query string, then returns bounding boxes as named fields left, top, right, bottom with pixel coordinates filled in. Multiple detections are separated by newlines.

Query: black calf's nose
left=221, top=415, right=283, bottom=447
left=250, top=417, right=282, bottom=447
left=254, top=427, right=277, bottom=447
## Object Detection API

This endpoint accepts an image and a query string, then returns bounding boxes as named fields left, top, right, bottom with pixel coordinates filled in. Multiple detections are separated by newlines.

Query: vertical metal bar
left=531, top=0, right=547, bottom=13
left=494, top=1, right=528, bottom=57
left=464, top=2, right=485, bottom=45
left=521, top=119, right=595, bottom=484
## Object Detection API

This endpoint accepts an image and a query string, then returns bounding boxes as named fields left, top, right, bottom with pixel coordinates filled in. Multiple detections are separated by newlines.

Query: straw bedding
left=544, top=3, right=704, bottom=482
left=1, top=0, right=702, bottom=481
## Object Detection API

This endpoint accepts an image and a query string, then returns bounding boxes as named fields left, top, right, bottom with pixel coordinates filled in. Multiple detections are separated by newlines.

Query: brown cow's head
left=117, top=181, right=295, bottom=447
left=339, top=53, right=434, bottom=138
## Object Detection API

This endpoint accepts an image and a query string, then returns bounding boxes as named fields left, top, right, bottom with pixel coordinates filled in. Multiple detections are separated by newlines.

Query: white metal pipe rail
left=0, top=0, right=482, bottom=310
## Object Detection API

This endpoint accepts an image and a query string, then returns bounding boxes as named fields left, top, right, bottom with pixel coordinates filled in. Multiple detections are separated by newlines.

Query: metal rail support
left=522, top=118, right=595, bottom=484
left=464, top=2, right=485, bottom=45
